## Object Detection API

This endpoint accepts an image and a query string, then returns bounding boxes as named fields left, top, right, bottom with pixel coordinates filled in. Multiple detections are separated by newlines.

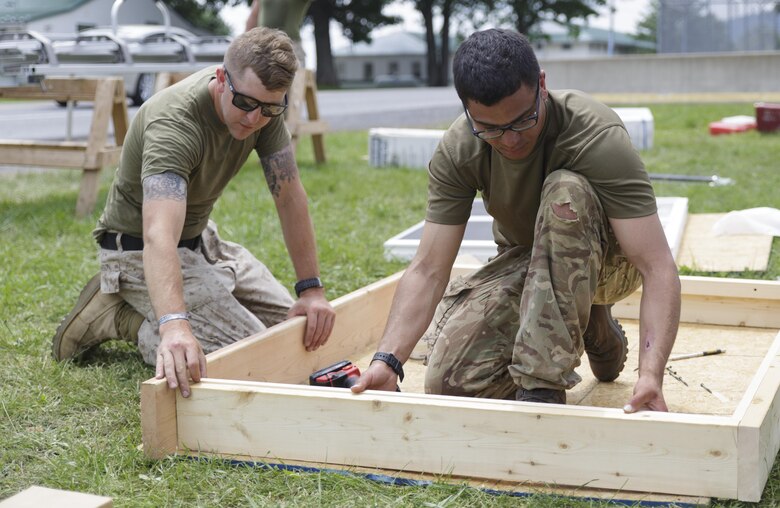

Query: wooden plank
left=205, top=271, right=402, bottom=382
left=141, top=272, right=780, bottom=501
left=178, top=379, right=739, bottom=499
left=737, top=332, right=780, bottom=502
left=140, top=378, right=178, bottom=459
left=677, top=213, right=773, bottom=272
left=613, top=276, right=780, bottom=328
left=0, top=141, right=88, bottom=167
left=0, top=486, right=112, bottom=508
left=294, top=120, right=329, bottom=136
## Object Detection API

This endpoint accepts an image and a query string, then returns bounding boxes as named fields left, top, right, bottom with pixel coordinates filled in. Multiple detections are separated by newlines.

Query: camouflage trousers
left=422, top=170, right=643, bottom=398
left=99, top=220, right=294, bottom=366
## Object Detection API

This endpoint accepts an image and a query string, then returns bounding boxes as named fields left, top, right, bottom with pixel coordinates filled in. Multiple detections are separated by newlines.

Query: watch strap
left=294, top=277, right=323, bottom=297
left=371, top=352, right=404, bottom=382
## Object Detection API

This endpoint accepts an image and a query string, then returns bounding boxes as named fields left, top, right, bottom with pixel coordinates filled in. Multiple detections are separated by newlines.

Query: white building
left=333, top=25, right=654, bottom=87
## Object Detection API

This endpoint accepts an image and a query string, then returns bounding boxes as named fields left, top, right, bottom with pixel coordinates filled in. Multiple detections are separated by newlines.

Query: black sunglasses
left=223, top=67, right=288, bottom=117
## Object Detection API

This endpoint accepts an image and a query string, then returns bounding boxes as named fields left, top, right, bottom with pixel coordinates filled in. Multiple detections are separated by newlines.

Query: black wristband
left=294, top=277, right=323, bottom=297
left=371, top=352, right=404, bottom=382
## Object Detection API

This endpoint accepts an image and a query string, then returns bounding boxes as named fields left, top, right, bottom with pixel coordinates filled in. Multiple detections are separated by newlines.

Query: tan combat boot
left=52, top=274, right=143, bottom=361
left=583, top=304, right=628, bottom=382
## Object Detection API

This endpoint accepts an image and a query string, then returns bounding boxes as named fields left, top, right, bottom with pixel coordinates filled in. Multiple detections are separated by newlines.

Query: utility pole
left=607, top=0, right=616, bottom=56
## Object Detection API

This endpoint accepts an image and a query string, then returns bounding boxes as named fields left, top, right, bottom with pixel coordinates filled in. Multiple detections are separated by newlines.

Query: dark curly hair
left=453, top=29, right=540, bottom=106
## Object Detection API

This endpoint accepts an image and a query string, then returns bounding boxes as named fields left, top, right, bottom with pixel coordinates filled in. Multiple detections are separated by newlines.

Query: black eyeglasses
left=464, top=84, right=541, bottom=140
left=223, top=67, right=288, bottom=117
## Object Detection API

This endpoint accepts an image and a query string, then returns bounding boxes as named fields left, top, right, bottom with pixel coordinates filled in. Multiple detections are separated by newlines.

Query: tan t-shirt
left=426, top=89, right=657, bottom=250
left=94, top=65, right=290, bottom=242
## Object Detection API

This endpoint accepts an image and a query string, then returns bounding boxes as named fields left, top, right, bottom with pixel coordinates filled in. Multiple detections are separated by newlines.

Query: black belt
left=100, top=232, right=201, bottom=251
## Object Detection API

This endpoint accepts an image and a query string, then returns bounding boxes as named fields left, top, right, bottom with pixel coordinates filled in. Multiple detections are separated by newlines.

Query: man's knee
left=551, top=201, right=578, bottom=220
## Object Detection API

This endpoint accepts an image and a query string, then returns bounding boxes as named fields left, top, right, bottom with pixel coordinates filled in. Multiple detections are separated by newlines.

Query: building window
left=562, top=42, right=572, bottom=50
left=411, top=61, right=421, bottom=79
left=388, top=61, right=399, bottom=76
left=77, top=23, right=96, bottom=32
left=363, top=62, right=373, bottom=81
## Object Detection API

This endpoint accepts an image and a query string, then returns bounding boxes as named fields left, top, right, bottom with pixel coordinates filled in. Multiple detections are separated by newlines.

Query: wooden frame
left=141, top=265, right=780, bottom=502
left=0, top=77, right=128, bottom=217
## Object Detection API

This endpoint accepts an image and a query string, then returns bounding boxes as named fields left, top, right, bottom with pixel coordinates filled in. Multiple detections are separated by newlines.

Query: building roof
left=333, top=30, right=427, bottom=57
left=0, top=0, right=91, bottom=25
left=536, top=21, right=655, bottom=51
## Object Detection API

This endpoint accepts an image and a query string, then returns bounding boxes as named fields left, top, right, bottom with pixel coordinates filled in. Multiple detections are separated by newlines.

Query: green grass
left=1, top=103, right=779, bottom=506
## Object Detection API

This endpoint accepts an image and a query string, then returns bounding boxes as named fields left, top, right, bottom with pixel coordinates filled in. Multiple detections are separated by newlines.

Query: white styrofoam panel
left=384, top=197, right=687, bottom=263
left=369, top=108, right=653, bottom=171
left=613, top=107, right=654, bottom=151
left=368, top=128, right=445, bottom=169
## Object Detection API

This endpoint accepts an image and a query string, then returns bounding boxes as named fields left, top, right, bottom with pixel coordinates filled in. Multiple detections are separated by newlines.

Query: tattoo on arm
left=143, top=172, right=187, bottom=202
left=260, top=145, right=299, bottom=198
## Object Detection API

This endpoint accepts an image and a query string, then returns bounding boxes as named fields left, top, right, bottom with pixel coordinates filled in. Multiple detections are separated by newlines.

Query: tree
left=412, top=0, right=495, bottom=87
left=497, top=0, right=605, bottom=36
left=161, top=0, right=234, bottom=35
left=307, top=0, right=401, bottom=87
left=635, top=0, right=658, bottom=44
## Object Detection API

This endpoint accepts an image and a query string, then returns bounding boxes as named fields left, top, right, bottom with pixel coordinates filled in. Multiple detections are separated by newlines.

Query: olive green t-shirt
left=259, top=0, right=311, bottom=42
left=93, top=65, right=290, bottom=242
left=426, top=89, right=657, bottom=250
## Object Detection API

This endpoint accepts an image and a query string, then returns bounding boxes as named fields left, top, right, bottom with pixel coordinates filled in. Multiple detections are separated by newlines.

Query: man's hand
left=350, top=361, right=399, bottom=393
left=624, top=373, right=668, bottom=413
left=287, top=288, right=335, bottom=351
left=154, top=320, right=207, bottom=398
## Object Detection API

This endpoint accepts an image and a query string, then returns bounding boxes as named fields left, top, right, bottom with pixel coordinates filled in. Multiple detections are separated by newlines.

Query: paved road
left=0, top=86, right=462, bottom=143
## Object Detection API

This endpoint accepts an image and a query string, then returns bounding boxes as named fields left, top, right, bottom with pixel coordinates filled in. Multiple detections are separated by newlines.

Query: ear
left=215, top=66, right=226, bottom=92
left=539, top=69, right=548, bottom=99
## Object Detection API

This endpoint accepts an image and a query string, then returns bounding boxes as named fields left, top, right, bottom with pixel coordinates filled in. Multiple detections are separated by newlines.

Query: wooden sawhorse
left=0, top=77, right=128, bottom=217
left=286, top=69, right=328, bottom=164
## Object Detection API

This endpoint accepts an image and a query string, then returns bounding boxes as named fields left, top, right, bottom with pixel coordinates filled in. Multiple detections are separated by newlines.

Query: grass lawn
left=1, top=102, right=779, bottom=506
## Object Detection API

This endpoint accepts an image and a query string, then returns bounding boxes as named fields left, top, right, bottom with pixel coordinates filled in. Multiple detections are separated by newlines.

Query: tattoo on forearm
left=260, top=145, right=298, bottom=198
left=143, top=172, right=187, bottom=202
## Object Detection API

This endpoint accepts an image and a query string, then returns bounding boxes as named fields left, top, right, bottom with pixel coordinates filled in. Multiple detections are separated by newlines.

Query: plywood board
left=0, top=486, right=112, bottom=508
left=141, top=269, right=780, bottom=502
left=358, top=321, right=776, bottom=416
left=677, top=213, right=773, bottom=272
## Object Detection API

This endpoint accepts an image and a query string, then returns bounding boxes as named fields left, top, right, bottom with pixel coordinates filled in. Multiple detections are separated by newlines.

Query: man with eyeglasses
left=353, top=29, right=680, bottom=413
left=52, top=27, right=335, bottom=398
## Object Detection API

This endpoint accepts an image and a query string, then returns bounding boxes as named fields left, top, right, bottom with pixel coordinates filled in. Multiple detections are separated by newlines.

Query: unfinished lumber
left=141, top=269, right=780, bottom=501
left=0, top=486, right=112, bottom=508
left=0, top=77, right=128, bottom=217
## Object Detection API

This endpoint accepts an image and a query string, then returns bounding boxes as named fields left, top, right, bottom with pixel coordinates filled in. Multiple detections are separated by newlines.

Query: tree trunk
left=310, top=1, right=339, bottom=87
left=419, top=0, right=438, bottom=87
left=436, top=0, right=453, bottom=86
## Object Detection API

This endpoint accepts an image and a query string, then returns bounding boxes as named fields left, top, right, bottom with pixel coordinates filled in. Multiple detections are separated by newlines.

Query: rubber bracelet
left=371, top=352, right=404, bottom=382
left=158, top=312, right=189, bottom=327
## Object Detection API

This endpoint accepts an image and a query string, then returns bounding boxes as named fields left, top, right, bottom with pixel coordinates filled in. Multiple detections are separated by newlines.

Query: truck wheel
left=132, top=73, right=156, bottom=106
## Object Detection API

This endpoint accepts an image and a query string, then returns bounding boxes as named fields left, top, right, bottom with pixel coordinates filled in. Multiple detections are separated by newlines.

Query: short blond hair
left=225, top=27, right=297, bottom=91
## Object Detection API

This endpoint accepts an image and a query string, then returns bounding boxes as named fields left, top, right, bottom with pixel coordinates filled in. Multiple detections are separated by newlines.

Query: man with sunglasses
left=52, top=27, right=335, bottom=398
left=353, top=29, right=680, bottom=413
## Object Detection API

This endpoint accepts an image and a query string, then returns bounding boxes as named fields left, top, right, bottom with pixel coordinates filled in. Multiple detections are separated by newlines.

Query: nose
left=246, top=107, right=263, bottom=124
left=500, top=128, right=523, bottom=145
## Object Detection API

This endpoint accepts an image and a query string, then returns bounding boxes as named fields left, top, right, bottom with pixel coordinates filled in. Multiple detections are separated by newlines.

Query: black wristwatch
left=294, top=277, right=323, bottom=297
left=371, top=352, right=404, bottom=382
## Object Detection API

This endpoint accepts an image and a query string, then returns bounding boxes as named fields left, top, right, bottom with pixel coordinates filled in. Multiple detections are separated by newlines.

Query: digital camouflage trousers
left=99, top=220, right=294, bottom=366
left=422, top=170, right=643, bottom=398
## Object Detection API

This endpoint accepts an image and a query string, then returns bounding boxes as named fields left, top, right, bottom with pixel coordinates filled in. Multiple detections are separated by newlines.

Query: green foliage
left=161, top=0, right=235, bottom=35
left=1, top=104, right=780, bottom=506
left=497, top=0, right=606, bottom=36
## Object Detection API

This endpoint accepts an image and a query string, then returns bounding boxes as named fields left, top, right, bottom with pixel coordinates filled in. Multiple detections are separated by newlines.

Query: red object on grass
left=755, top=103, right=780, bottom=133
left=709, top=121, right=754, bottom=135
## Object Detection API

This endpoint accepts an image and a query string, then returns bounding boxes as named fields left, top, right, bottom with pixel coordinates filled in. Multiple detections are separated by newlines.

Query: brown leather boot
left=516, top=387, right=567, bottom=404
left=52, top=274, right=143, bottom=361
left=583, top=304, right=628, bottom=382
